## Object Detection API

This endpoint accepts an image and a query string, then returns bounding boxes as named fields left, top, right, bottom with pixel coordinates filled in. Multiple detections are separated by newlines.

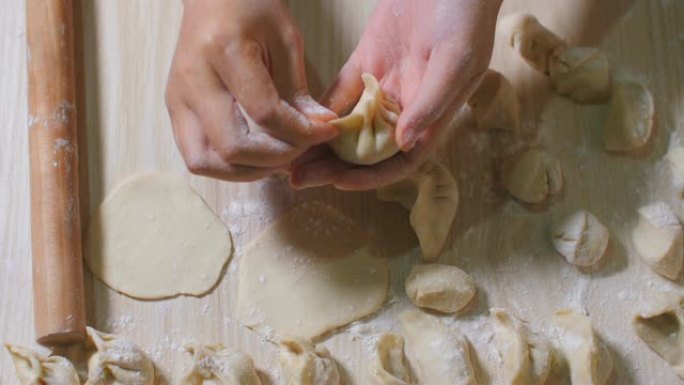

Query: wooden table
left=1, top=0, right=683, bottom=384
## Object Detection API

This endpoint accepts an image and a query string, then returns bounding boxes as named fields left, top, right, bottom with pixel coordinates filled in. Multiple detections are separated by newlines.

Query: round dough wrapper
left=86, top=174, right=233, bottom=299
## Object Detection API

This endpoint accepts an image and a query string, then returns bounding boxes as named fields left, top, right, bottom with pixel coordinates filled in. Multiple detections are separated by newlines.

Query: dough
left=467, top=69, right=520, bottom=131
left=279, top=337, right=340, bottom=385
left=85, top=327, right=155, bottom=385
left=5, top=344, right=80, bottom=385
left=400, top=310, right=477, bottom=385
left=329, top=73, right=401, bottom=165
left=549, top=47, right=612, bottom=103
left=632, top=202, right=683, bottom=280
left=503, top=149, right=563, bottom=204
left=373, top=334, right=412, bottom=385
left=553, top=309, right=613, bottom=385
left=85, top=173, right=232, bottom=299
left=667, top=147, right=684, bottom=198
left=405, top=264, right=476, bottom=314
left=499, top=13, right=566, bottom=74
left=633, top=296, right=684, bottom=379
left=552, top=211, right=610, bottom=267
left=603, top=80, right=654, bottom=152
left=377, top=160, right=459, bottom=260
left=181, top=344, right=262, bottom=385
left=237, top=202, right=389, bottom=340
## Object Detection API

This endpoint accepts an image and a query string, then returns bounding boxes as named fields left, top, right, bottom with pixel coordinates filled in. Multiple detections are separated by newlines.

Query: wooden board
left=2, top=0, right=684, bottom=384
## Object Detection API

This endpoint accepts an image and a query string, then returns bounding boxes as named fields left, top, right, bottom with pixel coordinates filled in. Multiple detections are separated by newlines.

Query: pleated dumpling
left=181, top=344, right=262, bottom=385
left=329, top=73, right=402, bottom=165
left=5, top=344, right=80, bottom=385
left=85, top=327, right=155, bottom=385
left=278, top=337, right=340, bottom=385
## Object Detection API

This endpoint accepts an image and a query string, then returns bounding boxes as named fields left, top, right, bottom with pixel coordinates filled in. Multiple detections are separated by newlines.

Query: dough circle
left=85, top=174, right=233, bottom=299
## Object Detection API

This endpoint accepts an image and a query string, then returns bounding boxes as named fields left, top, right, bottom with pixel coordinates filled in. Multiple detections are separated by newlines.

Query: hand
left=290, top=0, right=502, bottom=190
left=166, top=0, right=337, bottom=182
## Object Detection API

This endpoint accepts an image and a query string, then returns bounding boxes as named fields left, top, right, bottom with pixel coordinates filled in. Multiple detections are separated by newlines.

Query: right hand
left=165, top=0, right=338, bottom=182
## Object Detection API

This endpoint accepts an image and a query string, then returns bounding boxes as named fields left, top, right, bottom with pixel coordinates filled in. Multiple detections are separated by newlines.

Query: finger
left=289, top=146, right=352, bottom=189
left=320, top=58, right=364, bottom=114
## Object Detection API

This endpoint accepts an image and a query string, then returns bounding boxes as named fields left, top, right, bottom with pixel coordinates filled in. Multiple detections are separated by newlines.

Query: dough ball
left=552, top=210, right=610, bottom=267
left=85, top=174, right=233, bottom=299
left=632, top=202, right=683, bottom=280
left=181, top=344, right=262, bottom=385
left=467, top=69, right=520, bottom=131
left=377, top=160, right=459, bottom=260
left=329, top=73, right=401, bottom=165
left=86, top=327, right=155, bottom=385
left=498, top=13, right=566, bottom=74
left=634, top=295, right=684, bottom=379
left=603, top=80, right=654, bottom=152
left=549, top=46, right=612, bottom=103
left=503, top=149, right=563, bottom=204
left=404, top=264, right=476, bottom=314
left=237, top=202, right=389, bottom=340
left=373, top=334, right=412, bottom=385
left=279, top=337, right=340, bottom=385
left=5, top=344, right=80, bottom=385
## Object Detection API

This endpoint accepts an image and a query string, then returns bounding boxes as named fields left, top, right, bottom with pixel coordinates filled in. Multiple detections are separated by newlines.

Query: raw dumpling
left=553, top=309, right=613, bottom=385
left=279, top=337, right=340, bottom=385
left=377, top=160, right=459, bottom=260
left=632, top=202, right=683, bottom=280
left=503, top=149, right=563, bottom=204
left=552, top=211, right=610, bottom=267
left=400, top=310, right=477, bottom=385
left=549, top=47, right=611, bottom=103
left=499, top=13, right=566, bottom=74
left=5, top=344, right=80, bottom=385
left=405, top=264, right=476, bottom=314
left=633, top=296, right=684, bottom=379
left=181, top=344, right=262, bottom=385
left=467, top=69, right=520, bottom=131
left=373, top=334, right=412, bottom=385
left=85, top=327, right=155, bottom=385
left=603, top=80, right=654, bottom=152
left=329, top=73, right=401, bottom=165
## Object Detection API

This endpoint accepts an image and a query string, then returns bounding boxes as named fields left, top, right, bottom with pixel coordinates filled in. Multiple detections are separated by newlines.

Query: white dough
left=667, top=147, right=684, bottom=199
left=503, top=149, right=563, bottom=204
left=634, top=295, right=684, bottom=379
left=498, top=13, right=566, bottom=74
left=549, top=46, right=612, bottom=103
left=552, top=211, right=610, bottom=267
left=603, top=80, right=654, bottom=152
left=85, top=327, right=155, bottom=385
left=5, top=344, right=80, bottom=385
left=405, top=264, right=476, bottom=314
left=279, top=337, right=340, bottom=385
left=373, top=334, right=412, bottom=385
left=632, top=202, right=683, bottom=280
left=467, top=69, right=520, bottom=131
left=237, top=202, right=389, bottom=340
left=181, top=344, right=262, bottom=385
left=85, top=174, right=233, bottom=299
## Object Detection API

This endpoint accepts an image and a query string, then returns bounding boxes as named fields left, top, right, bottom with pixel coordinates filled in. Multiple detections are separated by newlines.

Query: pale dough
left=279, top=337, right=340, bottom=385
left=603, top=80, right=654, bottom=152
left=85, top=327, right=155, bottom=385
left=373, top=334, right=412, bottom=385
left=632, top=201, right=683, bottom=280
left=634, top=295, right=684, bottom=379
left=667, top=147, right=684, bottom=200
left=85, top=173, right=233, bottom=299
left=498, top=13, right=566, bottom=74
left=549, top=46, right=612, bottom=103
left=5, top=344, right=80, bottom=385
left=503, top=149, right=563, bottom=204
left=181, top=344, right=262, bottom=385
left=467, top=69, right=520, bottom=131
left=237, top=202, right=389, bottom=340
left=552, top=210, right=610, bottom=267
left=405, top=263, right=476, bottom=314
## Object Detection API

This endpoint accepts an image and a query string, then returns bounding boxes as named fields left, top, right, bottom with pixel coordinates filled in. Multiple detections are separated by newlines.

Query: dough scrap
left=549, top=46, right=611, bottom=103
left=85, top=173, right=232, bottom=299
left=5, top=344, right=80, bottom=385
left=632, top=202, right=683, bottom=280
left=400, top=310, right=477, bottom=385
left=499, top=13, right=566, bottom=74
left=329, top=73, right=401, bottom=165
left=181, top=344, right=262, bottom=385
left=467, top=69, right=520, bottom=131
left=552, top=211, right=610, bottom=267
left=553, top=309, right=613, bottom=385
left=237, top=202, right=389, bottom=340
left=373, top=334, right=412, bottom=385
left=603, top=80, right=654, bottom=152
left=85, top=327, right=155, bottom=385
left=377, top=160, right=459, bottom=260
left=633, top=296, right=684, bottom=379
left=405, top=264, right=476, bottom=314
left=279, top=337, right=340, bottom=385
left=503, top=149, right=563, bottom=204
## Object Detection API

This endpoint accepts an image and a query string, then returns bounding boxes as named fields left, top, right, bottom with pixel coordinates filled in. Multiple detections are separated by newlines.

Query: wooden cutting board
left=1, top=0, right=684, bottom=384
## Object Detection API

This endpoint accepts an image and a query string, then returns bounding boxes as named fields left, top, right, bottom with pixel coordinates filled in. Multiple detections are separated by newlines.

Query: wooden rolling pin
left=27, top=0, right=86, bottom=346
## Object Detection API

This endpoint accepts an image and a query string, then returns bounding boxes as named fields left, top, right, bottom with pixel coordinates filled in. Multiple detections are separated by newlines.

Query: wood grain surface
left=1, top=0, right=683, bottom=384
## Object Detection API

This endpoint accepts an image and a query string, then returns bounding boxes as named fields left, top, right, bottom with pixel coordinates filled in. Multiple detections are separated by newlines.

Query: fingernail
left=401, top=132, right=418, bottom=150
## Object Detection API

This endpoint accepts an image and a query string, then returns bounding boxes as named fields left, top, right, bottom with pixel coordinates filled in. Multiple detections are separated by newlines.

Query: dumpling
left=603, top=80, right=654, bottom=153
left=503, top=149, right=563, bottom=204
left=373, top=334, right=412, bottom=385
left=181, top=344, right=262, bottom=385
left=633, top=295, right=684, bottom=379
left=329, top=73, right=402, bottom=165
left=405, top=263, right=476, bottom=314
left=667, top=147, right=684, bottom=198
left=279, top=337, right=340, bottom=385
left=85, top=327, right=155, bottom=385
left=467, top=69, right=520, bottom=131
left=552, top=210, right=610, bottom=267
left=632, top=202, right=683, bottom=280
left=549, top=47, right=611, bottom=104
left=377, top=160, right=459, bottom=260
left=5, top=344, right=80, bottom=385
left=498, top=13, right=566, bottom=74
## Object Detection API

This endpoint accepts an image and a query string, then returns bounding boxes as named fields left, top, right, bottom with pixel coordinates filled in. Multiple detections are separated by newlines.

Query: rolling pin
left=27, top=0, right=86, bottom=346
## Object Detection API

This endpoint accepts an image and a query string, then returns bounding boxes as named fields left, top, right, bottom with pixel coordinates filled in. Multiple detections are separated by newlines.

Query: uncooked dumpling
left=499, top=13, right=566, bottom=74
left=552, top=210, right=610, bottom=267
left=503, top=149, right=563, bottom=204
left=5, top=344, right=80, bottom=385
left=373, top=334, right=412, bottom=385
left=85, top=327, right=155, bottom=385
left=377, top=160, right=459, bottom=260
left=400, top=310, right=477, bottom=385
left=329, top=73, right=401, bottom=165
left=632, top=202, right=683, bottom=280
left=467, top=69, right=520, bottom=131
left=237, top=202, right=389, bottom=340
left=181, top=344, right=262, bottom=385
left=549, top=47, right=611, bottom=103
left=405, top=264, right=476, bottom=314
left=634, top=296, right=684, bottom=379
left=603, top=80, right=654, bottom=152
left=279, top=337, right=340, bottom=385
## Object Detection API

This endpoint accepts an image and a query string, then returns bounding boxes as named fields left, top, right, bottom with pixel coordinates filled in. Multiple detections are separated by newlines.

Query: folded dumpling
left=329, top=73, right=402, bottom=165
left=85, top=327, right=155, bottom=385
left=181, top=344, right=262, bottom=385
left=5, top=344, right=80, bottom=385
left=373, top=334, right=412, bottom=385
left=279, top=337, right=340, bottom=385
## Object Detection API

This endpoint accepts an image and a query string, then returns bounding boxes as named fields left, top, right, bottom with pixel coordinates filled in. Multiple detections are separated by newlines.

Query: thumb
left=292, top=93, right=338, bottom=123
left=320, top=59, right=364, bottom=114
